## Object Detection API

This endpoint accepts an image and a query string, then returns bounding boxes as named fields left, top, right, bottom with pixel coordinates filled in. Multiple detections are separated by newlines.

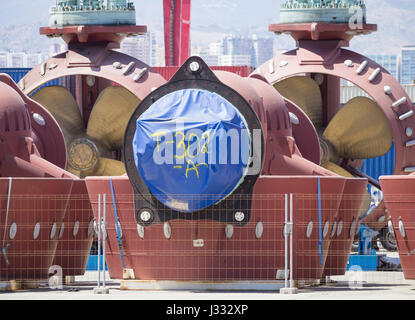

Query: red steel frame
left=163, top=0, right=191, bottom=66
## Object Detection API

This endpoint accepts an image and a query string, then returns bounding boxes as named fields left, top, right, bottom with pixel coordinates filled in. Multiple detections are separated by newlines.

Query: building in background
left=252, top=35, right=274, bottom=67
left=195, top=35, right=274, bottom=68
left=209, top=41, right=223, bottom=56
left=400, top=45, right=415, bottom=85
left=8, top=52, right=26, bottom=68
left=26, top=53, right=43, bottom=68
left=222, top=35, right=256, bottom=67
left=200, top=54, right=219, bottom=66
left=153, top=44, right=165, bottom=67
left=49, top=42, right=67, bottom=57
left=190, top=46, right=218, bottom=66
left=220, top=54, right=251, bottom=67
left=0, top=51, right=48, bottom=68
left=368, top=54, right=398, bottom=80
left=0, top=51, right=7, bottom=68
left=120, top=32, right=157, bottom=66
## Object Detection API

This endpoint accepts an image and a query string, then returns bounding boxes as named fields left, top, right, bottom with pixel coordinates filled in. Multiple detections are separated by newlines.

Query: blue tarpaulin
left=133, top=89, right=251, bottom=212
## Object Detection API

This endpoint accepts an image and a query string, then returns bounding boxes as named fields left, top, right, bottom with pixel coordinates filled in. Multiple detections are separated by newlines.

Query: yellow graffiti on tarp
left=152, top=130, right=211, bottom=180
left=185, top=159, right=208, bottom=179
left=174, top=131, right=186, bottom=160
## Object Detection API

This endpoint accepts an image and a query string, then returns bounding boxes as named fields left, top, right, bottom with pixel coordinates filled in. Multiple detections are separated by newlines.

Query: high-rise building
left=26, top=53, right=43, bottom=68
left=154, top=44, right=166, bottom=67
left=191, top=46, right=219, bottom=66
left=400, top=46, right=415, bottom=85
left=49, top=42, right=67, bottom=57
left=209, top=41, right=223, bottom=56
left=368, top=54, right=398, bottom=80
left=120, top=32, right=157, bottom=66
left=0, top=51, right=8, bottom=68
left=219, top=54, right=252, bottom=67
left=221, top=35, right=274, bottom=67
left=252, top=35, right=274, bottom=68
left=200, top=55, right=219, bottom=66
left=222, top=35, right=256, bottom=66
left=8, top=52, right=26, bottom=68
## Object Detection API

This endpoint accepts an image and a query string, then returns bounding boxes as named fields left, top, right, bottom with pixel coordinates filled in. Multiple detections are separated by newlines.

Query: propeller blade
left=322, top=161, right=354, bottom=177
left=323, top=161, right=371, bottom=218
left=274, top=76, right=323, bottom=129
left=323, top=97, right=392, bottom=160
left=86, top=86, right=140, bottom=151
left=360, top=191, right=372, bottom=218
left=31, top=86, right=85, bottom=143
left=81, top=157, right=126, bottom=177
left=67, top=166, right=81, bottom=177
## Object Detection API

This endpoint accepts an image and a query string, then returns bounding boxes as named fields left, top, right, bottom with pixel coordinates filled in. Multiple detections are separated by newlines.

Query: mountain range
left=0, top=0, right=414, bottom=56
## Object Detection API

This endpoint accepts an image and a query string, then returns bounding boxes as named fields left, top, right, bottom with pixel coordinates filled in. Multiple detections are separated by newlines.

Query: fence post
left=280, top=193, right=298, bottom=294
left=102, top=193, right=108, bottom=292
left=96, top=194, right=101, bottom=291
left=290, top=193, right=295, bottom=291
left=94, top=194, right=109, bottom=294
left=284, top=194, right=288, bottom=289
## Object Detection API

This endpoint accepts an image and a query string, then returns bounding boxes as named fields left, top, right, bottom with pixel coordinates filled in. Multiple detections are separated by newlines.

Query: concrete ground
left=1, top=248, right=414, bottom=300
left=0, top=270, right=414, bottom=300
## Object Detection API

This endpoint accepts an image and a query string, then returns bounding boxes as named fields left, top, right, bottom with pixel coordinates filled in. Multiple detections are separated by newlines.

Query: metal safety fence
left=0, top=191, right=413, bottom=292
left=0, top=188, right=94, bottom=288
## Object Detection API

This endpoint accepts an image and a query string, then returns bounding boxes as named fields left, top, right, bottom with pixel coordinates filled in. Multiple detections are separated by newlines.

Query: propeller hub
left=68, top=138, right=99, bottom=171
left=319, top=137, right=339, bottom=166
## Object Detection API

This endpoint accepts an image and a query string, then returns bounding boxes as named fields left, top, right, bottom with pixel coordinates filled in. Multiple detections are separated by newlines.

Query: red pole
left=163, top=0, right=191, bottom=66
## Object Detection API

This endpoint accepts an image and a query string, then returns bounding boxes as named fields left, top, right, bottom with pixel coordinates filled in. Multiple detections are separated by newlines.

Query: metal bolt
left=399, top=220, right=406, bottom=238
left=225, top=224, right=234, bottom=239
left=337, top=219, right=343, bottom=237
left=189, top=61, right=201, bottom=72
left=32, top=113, right=46, bottom=126
left=306, top=221, right=313, bottom=238
left=50, top=222, right=57, bottom=240
left=164, top=222, right=172, bottom=239
left=234, top=211, right=245, bottom=222
left=344, top=59, right=354, bottom=67
left=279, top=60, right=288, bottom=68
left=113, top=61, right=122, bottom=69
left=140, top=210, right=152, bottom=222
left=9, top=222, right=17, bottom=240
left=255, top=222, right=264, bottom=239
left=289, top=112, right=299, bottom=125
left=384, top=86, right=392, bottom=95
left=133, top=68, right=148, bottom=82
left=137, top=224, right=145, bottom=239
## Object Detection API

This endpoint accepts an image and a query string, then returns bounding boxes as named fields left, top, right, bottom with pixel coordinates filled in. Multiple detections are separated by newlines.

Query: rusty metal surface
left=0, top=178, right=73, bottom=281
left=40, top=25, right=147, bottom=44
left=83, top=63, right=356, bottom=281
left=53, top=180, right=94, bottom=277
left=380, top=175, right=415, bottom=279
left=269, top=23, right=377, bottom=42
left=323, top=178, right=368, bottom=276
left=21, top=47, right=166, bottom=101
left=252, top=41, right=415, bottom=176
left=85, top=176, right=349, bottom=281
left=153, top=66, right=253, bottom=81
left=0, top=74, right=68, bottom=172
left=21, top=40, right=166, bottom=176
